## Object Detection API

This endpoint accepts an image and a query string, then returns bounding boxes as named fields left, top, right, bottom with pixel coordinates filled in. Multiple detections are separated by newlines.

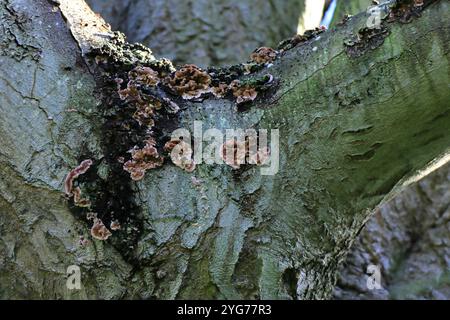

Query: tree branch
left=0, top=0, right=448, bottom=299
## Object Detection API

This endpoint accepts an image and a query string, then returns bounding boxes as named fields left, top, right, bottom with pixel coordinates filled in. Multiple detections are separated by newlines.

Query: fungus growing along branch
left=57, top=0, right=450, bottom=298
left=0, top=0, right=448, bottom=299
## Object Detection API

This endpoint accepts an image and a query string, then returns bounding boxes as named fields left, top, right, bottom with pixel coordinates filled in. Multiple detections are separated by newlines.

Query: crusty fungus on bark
left=277, top=27, right=326, bottom=52
left=90, top=218, right=112, bottom=241
left=343, top=0, right=431, bottom=58
left=250, top=47, right=278, bottom=64
left=123, top=137, right=164, bottom=181
left=388, top=0, right=427, bottom=23
left=165, top=64, right=212, bottom=99
left=110, top=220, right=121, bottom=231
left=230, top=80, right=258, bottom=104
left=344, top=25, right=390, bottom=58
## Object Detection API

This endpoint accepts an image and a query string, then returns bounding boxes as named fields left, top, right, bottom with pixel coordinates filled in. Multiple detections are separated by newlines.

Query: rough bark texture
left=328, top=0, right=450, bottom=299
left=86, top=0, right=450, bottom=299
left=0, top=0, right=449, bottom=300
left=86, top=0, right=309, bottom=67
left=334, top=161, right=450, bottom=299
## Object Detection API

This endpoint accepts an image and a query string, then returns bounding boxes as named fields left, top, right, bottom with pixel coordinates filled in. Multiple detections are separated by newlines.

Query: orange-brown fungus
left=230, top=80, right=258, bottom=104
left=123, top=138, right=164, bottom=181
left=250, top=47, right=278, bottom=64
left=165, top=64, right=212, bottom=99
left=90, top=218, right=112, bottom=241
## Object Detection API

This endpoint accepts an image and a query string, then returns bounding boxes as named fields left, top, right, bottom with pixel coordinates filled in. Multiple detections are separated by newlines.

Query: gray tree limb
left=0, top=0, right=448, bottom=299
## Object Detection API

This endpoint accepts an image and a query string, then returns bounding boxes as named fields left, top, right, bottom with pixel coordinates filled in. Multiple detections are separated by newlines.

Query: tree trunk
left=86, top=0, right=315, bottom=67
left=0, top=0, right=449, bottom=299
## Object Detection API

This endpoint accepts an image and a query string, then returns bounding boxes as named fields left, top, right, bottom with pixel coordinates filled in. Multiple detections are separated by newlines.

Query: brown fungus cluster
left=72, top=187, right=91, bottom=208
left=115, top=65, right=165, bottom=128
left=128, top=65, right=160, bottom=86
left=230, top=80, right=258, bottom=104
left=388, top=0, right=427, bottom=23
left=221, top=139, right=247, bottom=169
left=123, top=137, right=164, bottom=181
left=250, top=47, right=278, bottom=64
left=110, top=220, right=121, bottom=231
left=90, top=217, right=112, bottom=241
left=64, top=159, right=92, bottom=195
left=69, top=31, right=279, bottom=250
left=211, top=82, right=229, bottom=98
left=165, top=64, right=212, bottom=99
left=64, top=33, right=178, bottom=250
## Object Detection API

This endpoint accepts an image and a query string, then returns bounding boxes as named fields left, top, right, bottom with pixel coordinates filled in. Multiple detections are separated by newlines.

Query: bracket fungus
left=110, top=220, right=121, bottom=231
left=90, top=218, right=112, bottom=241
left=165, top=64, right=212, bottom=99
left=221, top=140, right=271, bottom=169
left=72, top=186, right=91, bottom=208
left=64, top=159, right=93, bottom=208
left=250, top=47, right=278, bottom=64
left=211, top=82, right=229, bottom=98
left=123, top=138, right=164, bottom=181
left=230, top=80, right=258, bottom=104
left=128, top=65, right=160, bottom=87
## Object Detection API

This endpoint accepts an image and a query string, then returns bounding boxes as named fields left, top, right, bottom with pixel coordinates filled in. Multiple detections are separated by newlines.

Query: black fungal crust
left=206, top=63, right=278, bottom=108
left=388, top=0, right=433, bottom=24
left=277, top=27, right=326, bottom=53
left=343, top=0, right=434, bottom=58
left=344, top=25, right=390, bottom=58
left=66, top=32, right=181, bottom=262
left=66, top=31, right=279, bottom=260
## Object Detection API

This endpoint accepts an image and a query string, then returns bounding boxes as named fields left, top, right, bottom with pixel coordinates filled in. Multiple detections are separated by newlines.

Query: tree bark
left=334, top=160, right=450, bottom=299
left=87, top=0, right=450, bottom=299
left=85, top=0, right=312, bottom=67
left=326, top=0, right=450, bottom=299
left=0, top=0, right=449, bottom=299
